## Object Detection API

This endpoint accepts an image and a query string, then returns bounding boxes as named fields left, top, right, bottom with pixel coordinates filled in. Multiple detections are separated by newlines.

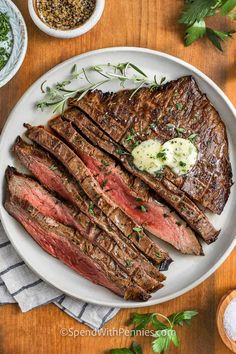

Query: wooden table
left=0, top=1, right=236, bottom=353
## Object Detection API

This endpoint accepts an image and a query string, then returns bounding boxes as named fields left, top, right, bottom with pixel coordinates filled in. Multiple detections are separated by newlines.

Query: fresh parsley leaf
left=206, top=28, right=224, bottom=51
left=130, top=313, right=156, bottom=335
left=152, top=317, right=169, bottom=330
left=168, top=310, right=198, bottom=326
left=130, top=342, right=143, bottom=354
left=179, top=0, right=217, bottom=25
left=152, top=336, right=171, bottom=354
left=185, top=20, right=206, bottom=46
left=127, top=311, right=198, bottom=354
left=110, top=342, right=142, bottom=354
left=220, top=0, right=236, bottom=15
left=110, top=349, right=133, bottom=354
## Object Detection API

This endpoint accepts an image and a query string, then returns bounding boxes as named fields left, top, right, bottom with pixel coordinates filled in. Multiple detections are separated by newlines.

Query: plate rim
left=0, top=46, right=236, bottom=308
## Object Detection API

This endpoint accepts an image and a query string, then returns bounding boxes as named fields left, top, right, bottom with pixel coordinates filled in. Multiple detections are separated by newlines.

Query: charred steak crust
left=49, top=115, right=203, bottom=256
left=70, top=76, right=232, bottom=215
left=13, top=138, right=170, bottom=276
left=5, top=166, right=165, bottom=292
left=22, top=126, right=171, bottom=266
left=62, top=107, right=219, bottom=244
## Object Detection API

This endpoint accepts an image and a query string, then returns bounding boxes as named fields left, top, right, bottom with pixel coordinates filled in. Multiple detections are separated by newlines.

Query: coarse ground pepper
left=36, top=0, right=96, bottom=30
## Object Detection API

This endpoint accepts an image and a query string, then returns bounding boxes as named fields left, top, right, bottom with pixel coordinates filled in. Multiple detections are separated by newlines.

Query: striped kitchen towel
left=0, top=222, right=119, bottom=330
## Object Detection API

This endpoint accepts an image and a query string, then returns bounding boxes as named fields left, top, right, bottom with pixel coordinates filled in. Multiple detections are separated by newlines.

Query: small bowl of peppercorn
left=28, top=0, right=105, bottom=39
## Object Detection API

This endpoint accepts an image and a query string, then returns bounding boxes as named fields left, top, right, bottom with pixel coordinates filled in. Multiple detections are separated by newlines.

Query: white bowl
left=28, top=0, right=105, bottom=39
left=0, top=0, right=28, bottom=88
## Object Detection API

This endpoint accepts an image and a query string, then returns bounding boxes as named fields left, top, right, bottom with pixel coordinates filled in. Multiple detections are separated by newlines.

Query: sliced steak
left=13, top=138, right=170, bottom=275
left=63, top=107, right=219, bottom=244
left=70, top=76, right=232, bottom=215
left=5, top=196, right=151, bottom=301
left=6, top=166, right=164, bottom=291
left=22, top=126, right=171, bottom=266
left=50, top=116, right=203, bottom=255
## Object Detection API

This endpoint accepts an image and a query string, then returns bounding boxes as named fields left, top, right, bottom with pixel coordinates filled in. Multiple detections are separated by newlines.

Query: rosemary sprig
left=36, top=62, right=166, bottom=114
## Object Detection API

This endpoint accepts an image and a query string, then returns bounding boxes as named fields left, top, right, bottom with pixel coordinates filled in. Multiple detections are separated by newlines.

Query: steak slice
left=13, top=138, right=170, bottom=275
left=22, top=126, right=171, bottom=266
left=5, top=196, right=151, bottom=301
left=70, top=76, right=232, bottom=215
left=6, top=166, right=164, bottom=291
left=63, top=107, right=219, bottom=244
left=50, top=116, right=203, bottom=255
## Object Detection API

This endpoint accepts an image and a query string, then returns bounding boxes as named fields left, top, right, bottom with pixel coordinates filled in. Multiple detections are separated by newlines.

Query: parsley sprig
left=179, top=0, right=236, bottom=51
left=36, top=63, right=166, bottom=113
left=130, top=310, right=198, bottom=353
left=110, top=342, right=143, bottom=354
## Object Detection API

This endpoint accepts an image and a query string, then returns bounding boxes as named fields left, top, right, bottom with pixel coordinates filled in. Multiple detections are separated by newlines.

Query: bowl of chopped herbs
left=0, top=0, right=27, bottom=87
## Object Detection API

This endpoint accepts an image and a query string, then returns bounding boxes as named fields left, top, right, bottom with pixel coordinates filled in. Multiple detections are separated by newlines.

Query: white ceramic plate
left=0, top=47, right=236, bottom=308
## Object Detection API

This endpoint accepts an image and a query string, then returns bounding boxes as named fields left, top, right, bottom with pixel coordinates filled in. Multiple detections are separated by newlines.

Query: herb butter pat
left=131, top=139, right=163, bottom=175
left=132, top=138, right=198, bottom=176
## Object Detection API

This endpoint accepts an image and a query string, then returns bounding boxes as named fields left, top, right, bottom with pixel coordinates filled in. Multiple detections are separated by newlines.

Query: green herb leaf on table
left=179, top=0, right=217, bottom=25
left=110, top=342, right=143, bottom=354
left=129, top=310, right=198, bottom=353
left=179, top=0, right=236, bottom=50
left=185, top=20, right=206, bottom=46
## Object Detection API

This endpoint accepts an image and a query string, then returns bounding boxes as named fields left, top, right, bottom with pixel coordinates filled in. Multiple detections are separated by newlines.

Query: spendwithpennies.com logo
left=60, top=327, right=176, bottom=337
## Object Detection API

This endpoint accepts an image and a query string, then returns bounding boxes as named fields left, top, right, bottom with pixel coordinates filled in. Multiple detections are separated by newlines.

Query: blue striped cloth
left=0, top=222, right=119, bottom=329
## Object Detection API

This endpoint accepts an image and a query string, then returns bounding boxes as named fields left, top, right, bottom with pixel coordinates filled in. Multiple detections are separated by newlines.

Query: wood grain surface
left=0, top=1, right=236, bottom=353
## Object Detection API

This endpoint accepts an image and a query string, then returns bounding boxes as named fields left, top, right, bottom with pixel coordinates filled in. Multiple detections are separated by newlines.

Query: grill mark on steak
left=5, top=196, right=151, bottom=301
left=62, top=107, right=219, bottom=244
left=22, top=127, right=171, bottom=266
left=70, top=76, right=232, bottom=215
left=5, top=166, right=164, bottom=291
left=13, top=138, right=169, bottom=276
left=50, top=116, right=203, bottom=256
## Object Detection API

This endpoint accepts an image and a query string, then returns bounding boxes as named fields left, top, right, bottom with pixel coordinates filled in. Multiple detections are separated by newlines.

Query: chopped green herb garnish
left=176, top=221, right=182, bottom=226
left=188, top=133, right=198, bottom=143
left=176, top=127, right=186, bottom=134
left=133, top=226, right=143, bottom=233
left=88, top=202, right=95, bottom=215
left=101, top=179, right=108, bottom=189
left=0, top=12, right=12, bottom=71
left=101, top=159, right=109, bottom=166
left=166, top=123, right=175, bottom=129
left=150, top=122, right=158, bottom=130
left=139, top=205, right=148, bottom=212
left=179, top=161, right=186, bottom=167
left=176, top=102, right=183, bottom=110
left=155, top=251, right=162, bottom=258
left=135, top=197, right=143, bottom=202
left=49, top=164, right=58, bottom=171
left=116, top=148, right=129, bottom=155
left=126, top=259, right=133, bottom=268
left=156, top=151, right=166, bottom=160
